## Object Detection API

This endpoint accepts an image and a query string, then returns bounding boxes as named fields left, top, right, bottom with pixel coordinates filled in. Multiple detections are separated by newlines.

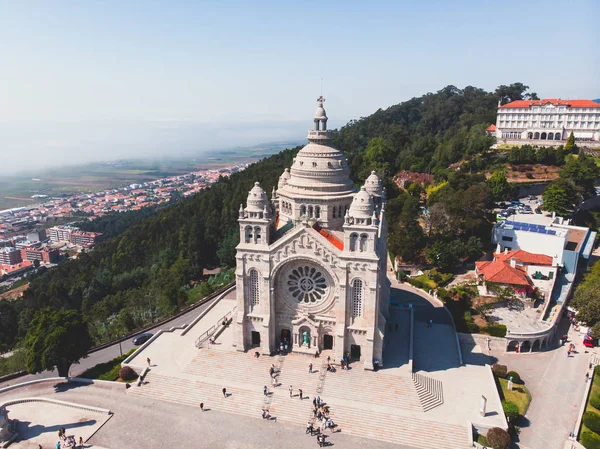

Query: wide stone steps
left=184, top=349, right=276, bottom=385
left=412, top=372, right=444, bottom=412
left=322, top=368, right=423, bottom=412
left=128, top=372, right=264, bottom=419
left=326, top=405, right=470, bottom=449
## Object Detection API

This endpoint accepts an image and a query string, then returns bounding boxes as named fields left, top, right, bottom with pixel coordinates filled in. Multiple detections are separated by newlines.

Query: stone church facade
left=233, top=98, right=390, bottom=369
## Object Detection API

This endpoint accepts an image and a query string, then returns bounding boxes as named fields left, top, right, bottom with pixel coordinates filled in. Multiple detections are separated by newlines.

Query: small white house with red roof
left=476, top=249, right=557, bottom=300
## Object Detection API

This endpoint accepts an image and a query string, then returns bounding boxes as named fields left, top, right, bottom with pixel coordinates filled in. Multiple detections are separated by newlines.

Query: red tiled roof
left=486, top=124, right=497, bottom=131
left=476, top=260, right=531, bottom=286
left=313, top=223, right=344, bottom=251
left=500, top=99, right=600, bottom=109
left=495, top=249, right=552, bottom=266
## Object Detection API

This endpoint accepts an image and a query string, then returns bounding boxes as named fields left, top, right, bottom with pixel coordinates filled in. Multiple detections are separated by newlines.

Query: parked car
left=132, top=333, right=154, bottom=345
left=510, top=200, right=524, bottom=207
left=527, top=195, right=537, bottom=200
left=584, top=335, right=596, bottom=348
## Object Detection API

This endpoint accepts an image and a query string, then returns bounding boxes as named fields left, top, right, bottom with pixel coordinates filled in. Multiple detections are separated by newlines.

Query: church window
left=315, top=206, right=321, bottom=218
left=245, top=226, right=252, bottom=243
left=300, top=205, right=306, bottom=216
left=308, top=206, right=313, bottom=218
left=313, top=162, right=317, bottom=167
left=352, top=279, right=363, bottom=317
left=250, top=269, right=260, bottom=308
left=254, top=227, right=261, bottom=244
left=360, top=234, right=368, bottom=252
left=332, top=206, right=336, bottom=219
left=350, top=233, right=358, bottom=251
left=287, top=265, right=327, bottom=303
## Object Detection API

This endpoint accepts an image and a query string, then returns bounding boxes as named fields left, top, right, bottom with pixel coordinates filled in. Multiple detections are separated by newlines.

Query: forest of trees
left=0, top=82, right=546, bottom=357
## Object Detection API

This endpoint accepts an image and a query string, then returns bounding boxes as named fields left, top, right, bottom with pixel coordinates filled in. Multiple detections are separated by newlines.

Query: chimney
left=504, top=247, right=508, bottom=255
left=510, top=258, right=516, bottom=268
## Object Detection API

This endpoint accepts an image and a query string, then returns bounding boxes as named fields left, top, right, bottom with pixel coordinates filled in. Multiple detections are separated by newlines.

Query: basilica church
left=233, top=98, right=391, bottom=370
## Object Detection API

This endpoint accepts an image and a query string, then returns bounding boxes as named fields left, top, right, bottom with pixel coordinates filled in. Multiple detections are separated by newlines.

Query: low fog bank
left=0, top=118, right=345, bottom=173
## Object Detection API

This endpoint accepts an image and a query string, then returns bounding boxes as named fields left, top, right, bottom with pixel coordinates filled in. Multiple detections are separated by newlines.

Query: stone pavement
left=6, top=400, right=111, bottom=449
left=468, top=316, right=592, bottom=449
left=124, top=284, right=509, bottom=448
left=0, top=381, right=416, bottom=449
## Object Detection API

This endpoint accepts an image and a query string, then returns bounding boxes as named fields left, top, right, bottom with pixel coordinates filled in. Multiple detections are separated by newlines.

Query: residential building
left=494, top=98, right=600, bottom=147
left=0, top=247, right=23, bottom=265
left=70, top=230, right=101, bottom=246
left=20, top=246, right=59, bottom=263
left=27, top=229, right=47, bottom=242
left=48, top=225, right=74, bottom=243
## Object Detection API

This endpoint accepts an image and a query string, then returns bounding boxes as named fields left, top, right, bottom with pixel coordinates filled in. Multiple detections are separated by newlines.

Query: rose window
left=287, top=265, right=327, bottom=303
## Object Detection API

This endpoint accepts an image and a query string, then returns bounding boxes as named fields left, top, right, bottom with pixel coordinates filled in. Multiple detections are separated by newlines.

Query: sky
left=1, top=0, right=599, bottom=172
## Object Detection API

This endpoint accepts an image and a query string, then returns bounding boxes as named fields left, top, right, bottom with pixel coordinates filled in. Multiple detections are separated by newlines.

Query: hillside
left=1, top=83, right=535, bottom=352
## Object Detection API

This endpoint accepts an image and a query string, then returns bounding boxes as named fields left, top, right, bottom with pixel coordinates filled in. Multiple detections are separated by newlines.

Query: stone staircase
left=321, top=366, right=423, bottom=412
left=129, top=348, right=470, bottom=448
left=128, top=372, right=264, bottom=419
left=412, top=372, right=444, bottom=412
left=325, top=404, right=470, bottom=449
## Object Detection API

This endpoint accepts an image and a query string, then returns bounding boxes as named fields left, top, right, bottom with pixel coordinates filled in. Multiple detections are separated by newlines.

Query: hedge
left=486, top=427, right=511, bottom=449
left=507, top=371, right=522, bottom=384
left=502, top=400, right=519, bottom=423
left=492, top=364, right=508, bottom=378
left=581, top=430, right=600, bottom=449
left=590, top=395, right=600, bottom=411
left=584, top=411, right=600, bottom=434
left=484, top=324, right=508, bottom=338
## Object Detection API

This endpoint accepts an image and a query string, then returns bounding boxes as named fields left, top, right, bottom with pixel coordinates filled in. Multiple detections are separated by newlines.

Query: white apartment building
left=494, top=99, right=600, bottom=147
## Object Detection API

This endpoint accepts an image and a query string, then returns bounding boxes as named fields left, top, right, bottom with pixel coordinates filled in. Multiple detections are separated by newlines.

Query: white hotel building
left=491, top=99, right=600, bottom=147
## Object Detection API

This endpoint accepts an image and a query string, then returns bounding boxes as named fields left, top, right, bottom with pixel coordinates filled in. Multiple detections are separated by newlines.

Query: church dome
left=278, top=168, right=291, bottom=189
left=246, top=182, right=268, bottom=212
left=349, top=187, right=374, bottom=218
left=281, top=98, right=355, bottom=198
left=364, top=171, right=383, bottom=197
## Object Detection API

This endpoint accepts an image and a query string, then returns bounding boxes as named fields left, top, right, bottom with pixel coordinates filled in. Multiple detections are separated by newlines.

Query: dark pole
left=119, top=338, right=123, bottom=357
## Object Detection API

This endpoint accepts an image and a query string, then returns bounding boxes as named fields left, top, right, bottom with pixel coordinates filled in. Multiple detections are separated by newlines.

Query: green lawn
left=499, top=377, right=531, bottom=415
left=580, top=371, right=600, bottom=438
left=78, top=348, right=137, bottom=381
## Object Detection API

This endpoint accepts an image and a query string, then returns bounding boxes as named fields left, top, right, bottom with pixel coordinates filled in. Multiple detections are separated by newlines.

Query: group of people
left=56, top=428, right=83, bottom=449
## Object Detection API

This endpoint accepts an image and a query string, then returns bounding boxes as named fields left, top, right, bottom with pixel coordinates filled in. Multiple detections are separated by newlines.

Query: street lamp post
left=119, top=337, right=123, bottom=357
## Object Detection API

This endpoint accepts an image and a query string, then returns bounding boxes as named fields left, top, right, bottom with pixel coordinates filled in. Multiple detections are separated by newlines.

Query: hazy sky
left=1, top=1, right=599, bottom=172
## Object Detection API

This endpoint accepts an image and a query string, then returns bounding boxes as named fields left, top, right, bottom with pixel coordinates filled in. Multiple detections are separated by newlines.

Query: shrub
left=486, top=427, right=511, bottom=449
left=119, top=366, right=138, bottom=381
left=502, top=400, right=519, bottom=423
left=467, top=322, right=480, bottom=333
left=485, top=324, right=507, bottom=338
left=507, top=371, right=522, bottom=384
left=437, top=287, right=448, bottom=300
left=581, top=430, right=600, bottom=449
left=584, top=411, right=600, bottom=434
left=97, top=365, right=121, bottom=381
left=492, top=364, right=508, bottom=378
left=590, top=395, right=600, bottom=411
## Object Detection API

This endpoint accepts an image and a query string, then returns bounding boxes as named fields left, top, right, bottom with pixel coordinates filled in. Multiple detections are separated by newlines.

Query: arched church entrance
left=323, top=334, right=334, bottom=350
left=280, top=329, right=291, bottom=349
left=351, top=344, right=361, bottom=360
left=251, top=331, right=261, bottom=347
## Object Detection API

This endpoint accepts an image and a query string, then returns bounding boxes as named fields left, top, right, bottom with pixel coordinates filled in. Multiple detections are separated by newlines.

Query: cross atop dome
left=313, top=96, right=328, bottom=131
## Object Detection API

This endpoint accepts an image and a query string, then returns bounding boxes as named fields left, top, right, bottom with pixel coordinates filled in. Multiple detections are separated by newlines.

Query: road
left=0, top=295, right=219, bottom=388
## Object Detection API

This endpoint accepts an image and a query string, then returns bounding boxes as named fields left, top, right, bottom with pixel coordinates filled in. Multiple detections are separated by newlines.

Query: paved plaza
left=0, top=285, right=508, bottom=449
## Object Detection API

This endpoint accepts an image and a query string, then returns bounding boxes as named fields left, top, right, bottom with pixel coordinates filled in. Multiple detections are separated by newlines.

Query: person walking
left=269, top=366, right=274, bottom=377
left=312, top=398, right=317, bottom=408
left=200, top=402, right=204, bottom=412
left=264, top=386, right=268, bottom=396
left=147, top=357, right=151, bottom=366
left=289, top=385, right=293, bottom=398
left=79, top=436, right=84, bottom=448
left=306, top=421, right=313, bottom=434
left=586, top=372, right=590, bottom=382
left=222, top=387, right=227, bottom=398
left=299, top=389, right=303, bottom=400
left=309, top=362, right=313, bottom=374
left=316, top=396, right=321, bottom=407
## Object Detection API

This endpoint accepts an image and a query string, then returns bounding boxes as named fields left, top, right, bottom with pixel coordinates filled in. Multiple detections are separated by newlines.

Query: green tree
left=564, top=131, right=577, bottom=153
left=360, top=137, right=395, bottom=178
left=0, top=301, right=19, bottom=352
left=487, top=171, right=517, bottom=202
left=425, top=240, right=460, bottom=272
left=23, top=307, right=93, bottom=377
left=542, top=179, right=579, bottom=216
left=560, top=154, right=599, bottom=197
left=495, top=83, right=535, bottom=105
left=217, top=227, right=240, bottom=267
left=571, top=261, right=600, bottom=326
